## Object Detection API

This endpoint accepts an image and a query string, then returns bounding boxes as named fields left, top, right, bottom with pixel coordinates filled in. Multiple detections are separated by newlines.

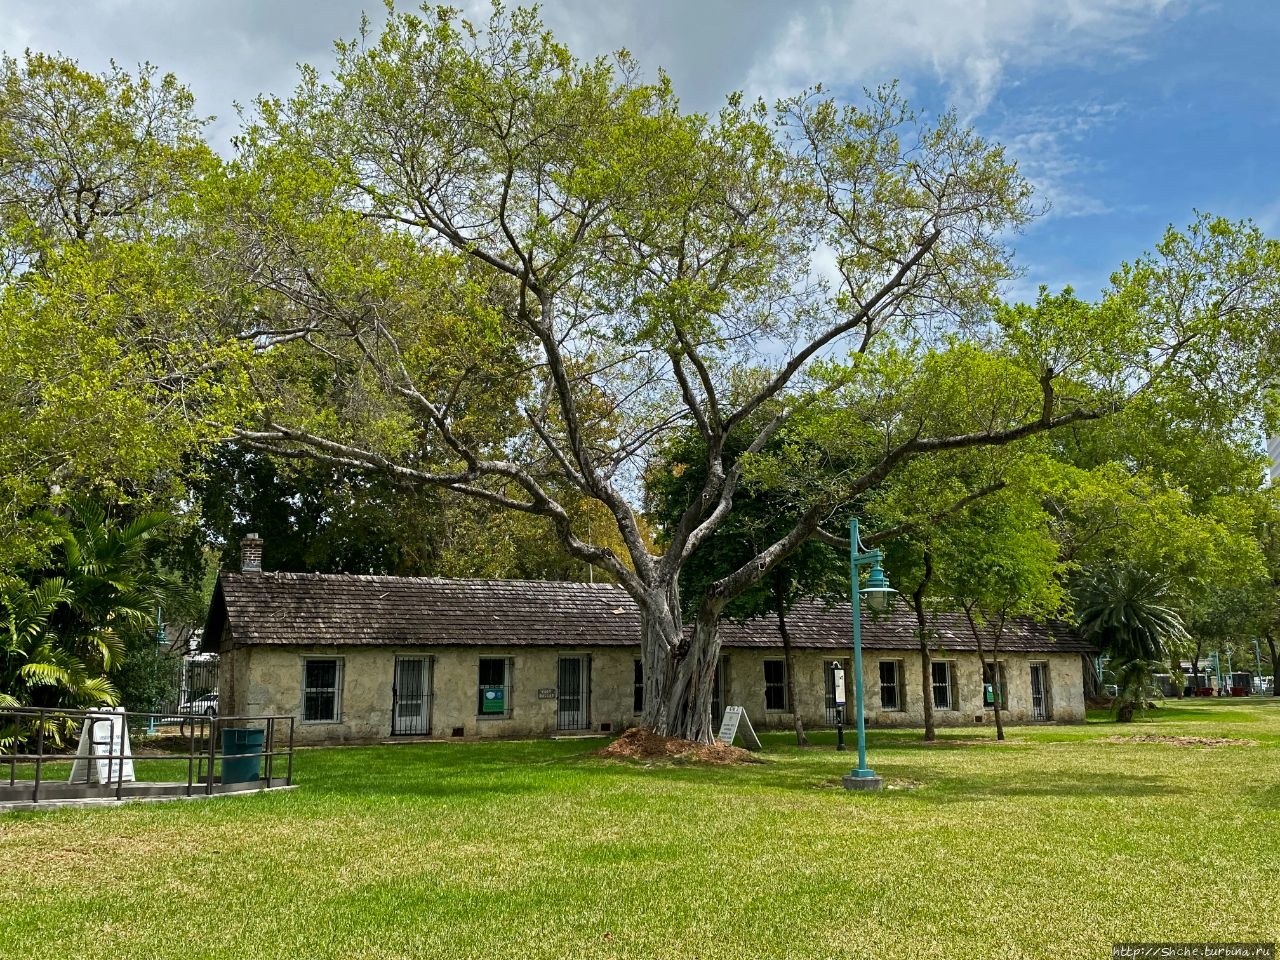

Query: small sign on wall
left=832, top=663, right=847, bottom=706
left=480, top=686, right=506, bottom=714
left=537, top=688, right=557, bottom=699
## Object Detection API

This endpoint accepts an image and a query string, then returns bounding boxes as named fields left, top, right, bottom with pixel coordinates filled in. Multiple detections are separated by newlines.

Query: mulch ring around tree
left=595, top=726, right=765, bottom=765
left=1100, top=735, right=1258, bottom=747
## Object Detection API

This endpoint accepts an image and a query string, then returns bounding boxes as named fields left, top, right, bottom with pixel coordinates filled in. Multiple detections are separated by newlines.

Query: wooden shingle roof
left=206, top=572, right=1092, bottom=654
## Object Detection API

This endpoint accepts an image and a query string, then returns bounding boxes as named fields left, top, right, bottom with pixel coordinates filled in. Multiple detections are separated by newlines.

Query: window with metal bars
left=879, top=660, right=904, bottom=711
left=763, top=659, right=787, bottom=711
left=303, top=658, right=343, bottom=722
left=477, top=657, right=512, bottom=718
left=931, top=660, right=956, bottom=711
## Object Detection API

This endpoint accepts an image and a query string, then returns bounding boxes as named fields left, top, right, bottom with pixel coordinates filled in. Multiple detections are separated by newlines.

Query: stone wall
left=220, top=641, right=1086, bottom=744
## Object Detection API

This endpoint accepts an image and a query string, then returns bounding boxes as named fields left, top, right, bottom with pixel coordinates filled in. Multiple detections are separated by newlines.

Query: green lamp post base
left=842, top=770, right=884, bottom=791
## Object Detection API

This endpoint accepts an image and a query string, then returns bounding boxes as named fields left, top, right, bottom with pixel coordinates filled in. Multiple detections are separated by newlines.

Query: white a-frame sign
left=716, top=705, right=762, bottom=751
left=69, top=708, right=136, bottom=784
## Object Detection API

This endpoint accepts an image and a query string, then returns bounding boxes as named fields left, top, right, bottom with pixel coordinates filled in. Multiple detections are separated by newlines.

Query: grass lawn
left=2, top=699, right=1278, bottom=959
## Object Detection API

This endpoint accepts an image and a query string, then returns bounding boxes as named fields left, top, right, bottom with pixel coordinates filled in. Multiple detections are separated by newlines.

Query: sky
left=2, top=0, right=1277, bottom=301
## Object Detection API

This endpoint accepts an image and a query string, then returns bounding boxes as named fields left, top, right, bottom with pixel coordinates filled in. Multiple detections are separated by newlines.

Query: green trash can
left=221, top=727, right=265, bottom=784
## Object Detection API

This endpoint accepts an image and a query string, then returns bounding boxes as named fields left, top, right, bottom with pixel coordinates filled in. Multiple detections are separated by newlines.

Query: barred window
left=478, top=657, right=512, bottom=717
left=879, top=660, right=903, bottom=711
left=764, top=660, right=788, bottom=711
left=303, top=658, right=343, bottom=722
left=931, top=661, right=956, bottom=711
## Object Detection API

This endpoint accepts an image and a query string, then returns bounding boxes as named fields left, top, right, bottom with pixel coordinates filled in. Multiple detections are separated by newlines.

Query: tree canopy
left=2, top=6, right=1278, bottom=740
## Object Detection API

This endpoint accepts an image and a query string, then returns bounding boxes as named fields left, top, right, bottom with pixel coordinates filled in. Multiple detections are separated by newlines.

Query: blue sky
left=2, top=1, right=1275, bottom=302
left=965, top=3, right=1280, bottom=300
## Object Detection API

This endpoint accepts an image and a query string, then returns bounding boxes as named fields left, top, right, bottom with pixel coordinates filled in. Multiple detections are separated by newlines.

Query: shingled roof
left=206, top=572, right=1092, bottom=654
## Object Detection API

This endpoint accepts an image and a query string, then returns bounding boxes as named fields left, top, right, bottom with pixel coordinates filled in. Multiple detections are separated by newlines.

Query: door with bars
left=392, top=656, right=433, bottom=736
left=1030, top=662, right=1051, bottom=721
left=557, top=656, right=591, bottom=731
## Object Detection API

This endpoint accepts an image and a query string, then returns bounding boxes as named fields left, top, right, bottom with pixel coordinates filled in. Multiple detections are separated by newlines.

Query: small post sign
left=716, top=705, right=762, bottom=751
left=832, top=663, right=847, bottom=706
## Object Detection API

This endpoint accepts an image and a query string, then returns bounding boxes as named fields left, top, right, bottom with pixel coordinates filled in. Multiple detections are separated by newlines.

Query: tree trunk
left=913, top=548, right=936, bottom=742
left=1190, top=640, right=1202, bottom=695
left=773, top=579, right=808, bottom=747
left=964, top=603, right=1004, bottom=741
left=638, top=581, right=727, bottom=743
left=991, top=648, right=1005, bottom=741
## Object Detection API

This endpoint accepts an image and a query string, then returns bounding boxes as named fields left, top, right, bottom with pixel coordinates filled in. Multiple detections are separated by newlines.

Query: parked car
left=181, top=692, right=218, bottom=716
left=176, top=693, right=218, bottom=735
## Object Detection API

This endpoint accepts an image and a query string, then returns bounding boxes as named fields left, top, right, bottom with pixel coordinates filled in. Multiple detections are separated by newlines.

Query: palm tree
left=37, top=500, right=181, bottom=664
left=1, top=500, right=190, bottom=714
left=0, top=576, right=117, bottom=747
left=1074, top=565, right=1189, bottom=722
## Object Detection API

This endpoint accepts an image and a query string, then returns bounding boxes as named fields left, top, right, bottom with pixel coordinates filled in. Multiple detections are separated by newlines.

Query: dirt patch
left=594, top=726, right=764, bottom=765
left=1100, top=735, right=1257, bottom=747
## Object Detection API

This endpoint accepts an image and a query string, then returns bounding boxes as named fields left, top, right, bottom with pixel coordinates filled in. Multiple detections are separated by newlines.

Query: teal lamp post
left=843, top=517, right=895, bottom=792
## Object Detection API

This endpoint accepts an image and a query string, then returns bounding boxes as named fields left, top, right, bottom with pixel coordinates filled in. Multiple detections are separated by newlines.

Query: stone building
left=205, top=548, right=1091, bottom=744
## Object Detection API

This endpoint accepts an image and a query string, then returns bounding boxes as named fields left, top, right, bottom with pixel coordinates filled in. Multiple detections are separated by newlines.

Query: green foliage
left=647, top=424, right=849, bottom=622
left=112, top=638, right=180, bottom=713
left=1075, top=565, right=1190, bottom=720
left=0, top=52, right=251, bottom=571
left=1074, top=565, right=1188, bottom=663
left=940, top=489, right=1065, bottom=625
left=191, top=445, right=611, bottom=581
left=0, top=499, right=193, bottom=713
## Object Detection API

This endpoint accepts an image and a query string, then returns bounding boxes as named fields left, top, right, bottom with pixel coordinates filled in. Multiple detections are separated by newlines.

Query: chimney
left=240, top=533, right=263, bottom=574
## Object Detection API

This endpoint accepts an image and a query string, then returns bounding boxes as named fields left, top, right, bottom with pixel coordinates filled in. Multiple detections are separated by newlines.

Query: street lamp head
left=860, top=560, right=896, bottom=615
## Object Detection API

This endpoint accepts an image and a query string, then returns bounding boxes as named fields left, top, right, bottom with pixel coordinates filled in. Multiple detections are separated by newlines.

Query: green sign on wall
left=481, top=686, right=506, bottom=714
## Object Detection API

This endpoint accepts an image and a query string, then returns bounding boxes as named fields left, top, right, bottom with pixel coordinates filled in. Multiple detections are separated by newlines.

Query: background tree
left=0, top=500, right=192, bottom=718
left=0, top=52, right=249, bottom=572
left=1074, top=565, right=1190, bottom=722
left=867, top=454, right=1016, bottom=742
left=940, top=488, right=1065, bottom=740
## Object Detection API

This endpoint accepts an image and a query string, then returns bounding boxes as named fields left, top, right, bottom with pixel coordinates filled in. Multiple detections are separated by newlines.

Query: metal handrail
left=0, top=707, right=295, bottom=806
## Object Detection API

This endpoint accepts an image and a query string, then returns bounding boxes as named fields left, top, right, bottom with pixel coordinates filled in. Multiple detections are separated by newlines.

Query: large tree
left=0, top=52, right=248, bottom=570
left=198, top=6, right=1280, bottom=741
left=647, top=424, right=854, bottom=745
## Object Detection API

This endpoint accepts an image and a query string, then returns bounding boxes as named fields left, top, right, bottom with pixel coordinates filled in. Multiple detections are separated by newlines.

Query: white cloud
left=1, top=0, right=1184, bottom=149
left=999, top=102, right=1127, bottom=220
left=746, top=0, right=1181, bottom=118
